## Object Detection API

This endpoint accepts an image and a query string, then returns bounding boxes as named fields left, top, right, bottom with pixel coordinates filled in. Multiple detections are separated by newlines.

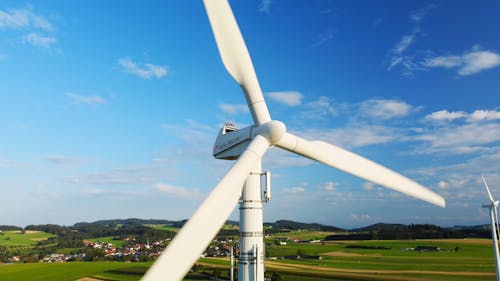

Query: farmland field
left=87, top=236, right=128, bottom=248
left=0, top=230, right=55, bottom=247
left=0, top=238, right=497, bottom=280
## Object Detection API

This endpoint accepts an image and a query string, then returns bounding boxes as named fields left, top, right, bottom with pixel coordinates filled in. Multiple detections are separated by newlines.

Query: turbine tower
left=482, top=176, right=500, bottom=281
left=142, top=1, right=445, bottom=280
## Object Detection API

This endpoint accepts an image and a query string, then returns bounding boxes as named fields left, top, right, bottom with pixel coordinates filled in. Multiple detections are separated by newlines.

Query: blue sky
left=0, top=1, right=499, bottom=229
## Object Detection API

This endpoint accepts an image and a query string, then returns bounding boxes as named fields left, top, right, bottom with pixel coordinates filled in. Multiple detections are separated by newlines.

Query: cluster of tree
left=0, top=225, right=22, bottom=231
left=325, top=223, right=491, bottom=241
left=264, top=220, right=345, bottom=232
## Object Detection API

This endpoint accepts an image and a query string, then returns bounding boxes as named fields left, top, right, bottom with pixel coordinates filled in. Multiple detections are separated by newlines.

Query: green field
left=0, top=239, right=497, bottom=280
left=0, top=231, right=55, bottom=247
left=88, top=236, right=128, bottom=248
left=0, top=262, right=146, bottom=281
left=146, top=224, right=179, bottom=232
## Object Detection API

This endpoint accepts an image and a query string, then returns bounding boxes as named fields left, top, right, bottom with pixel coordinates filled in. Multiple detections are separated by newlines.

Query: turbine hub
left=253, top=120, right=286, bottom=145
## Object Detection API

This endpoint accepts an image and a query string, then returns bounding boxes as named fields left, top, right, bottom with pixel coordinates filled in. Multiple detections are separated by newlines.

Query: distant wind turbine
left=141, top=1, right=445, bottom=280
left=483, top=175, right=500, bottom=281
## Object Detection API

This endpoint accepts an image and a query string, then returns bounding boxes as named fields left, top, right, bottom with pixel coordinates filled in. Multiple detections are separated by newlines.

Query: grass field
left=145, top=224, right=179, bottom=232
left=0, top=231, right=55, bottom=247
left=0, top=238, right=497, bottom=280
left=88, top=236, right=128, bottom=248
left=0, top=262, right=145, bottom=281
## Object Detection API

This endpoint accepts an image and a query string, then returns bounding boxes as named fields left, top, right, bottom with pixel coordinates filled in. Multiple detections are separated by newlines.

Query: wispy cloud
left=263, top=148, right=312, bottom=169
left=372, top=18, right=382, bottom=27
left=425, top=110, right=467, bottom=122
left=416, top=123, right=500, bottom=155
left=350, top=213, right=372, bottom=223
left=299, top=96, right=337, bottom=120
left=299, top=125, right=400, bottom=149
left=218, top=103, right=249, bottom=115
left=422, top=47, right=500, bottom=76
left=323, top=181, right=338, bottom=191
left=42, top=156, right=84, bottom=166
left=259, top=0, right=272, bottom=14
left=66, top=93, right=106, bottom=105
left=283, top=186, right=306, bottom=194
left=118, top=57, right=167, bottom=79
left=410, top=4, right=437, bottom=23
left=0, top=7, right=53, bottom=31
left=155, top=183, right=203, bottom=199
left=23, top=32, right=56, bottom=48
left=425, top=109, right=500, bottom=123
left=0, top=7, right=58, bottom=50
left=267, top=91, right=303, bottom=107
left=64, top=165, right=164, bottom=186
left=359, top=99, right=418, bottom=120
left=312, top=29, right=335, bottom=47
left=0, top=158, right=32, bottom=169
left=387, top=4, right=436, bottom=77
left=363, top=182, right=375, bottom=191
left=418, top=108, right=500, bottom=155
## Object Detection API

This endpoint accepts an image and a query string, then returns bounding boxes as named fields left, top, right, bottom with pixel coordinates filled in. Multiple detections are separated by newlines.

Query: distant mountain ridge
left=264, top=220, right=345, bottom=232
left=7, top=218, right=493, bottom=233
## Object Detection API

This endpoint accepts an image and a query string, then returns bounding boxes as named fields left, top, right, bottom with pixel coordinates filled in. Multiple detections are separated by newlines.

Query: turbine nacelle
left=213, top=120, right=286, bottom=160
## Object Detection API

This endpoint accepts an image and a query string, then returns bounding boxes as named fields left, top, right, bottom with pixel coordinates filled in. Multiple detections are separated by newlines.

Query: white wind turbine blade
left=142, top=136, right=269, bottom=281
left=204, top=0, right=271, bottom=125
left=494, top=205, right=500, bottom=240
left=276, top=132, right=445, bottom=207
left=483, top=175, right=495, bottom=203
left=483, top=176, right=499, bottom=238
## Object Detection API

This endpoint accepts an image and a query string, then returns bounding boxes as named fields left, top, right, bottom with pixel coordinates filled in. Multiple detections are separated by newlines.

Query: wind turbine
left=482, top=175, right=500, bottom=281
left=142, top=1, right=445, bottom=280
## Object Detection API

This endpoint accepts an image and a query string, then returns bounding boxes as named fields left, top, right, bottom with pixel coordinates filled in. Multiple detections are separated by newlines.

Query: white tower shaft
left=487, top=204, right=500, bottom=281
left=239, top=163, right=265, bottom=281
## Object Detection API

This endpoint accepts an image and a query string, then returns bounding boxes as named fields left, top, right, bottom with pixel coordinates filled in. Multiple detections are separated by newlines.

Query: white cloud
left=312, top=30, right=335, bottom=47
left=388, top=4, right=436, bottom=77
left=118, top=57, right=167, bottom=79
left=267, top=91, right=303, bottom=107
left=63, top=165, right=170, bottom=186
left=424, top=110, right=467, bottom=122
left=363, top=182, right=374, bottom=191
left=425, top=109, right=500, bottom=123
left=410, top=4, right=436, bottom=23
left=417, top=123, right=500, bottom=154
left=259, top=0, right=272, bottom=14
left=283, top=186, right=305, bottom=194
left=300, top=125, right=399, bottom=149
left=360, top=99, right=416, bottom=120
left=263, top=148, right=312, bottom=169
left=42, top=156, right=84, bottom=165
left=423, top=48, right=500, bottom=76
left=155, top=183, right=203, bottom=199
left=438, top=181, right=448, bottom=189
left=460, top=50, right=500, bottom=75
left=394, top=35, right=415, bottom=55
left=323, top=181, right=337, bottom=191
left=0, top=7, right=53, bottom=31
left=218, top=103, right=249, bottom=115
left=300, top=96, right=337, bottom=120
left=421, top=56, right=462, bottom=68
left=469, top=110, right=500, bottom=122
left=24, top=32, right=56, bottom=48
left=350, top=213, right=372, bottom=222
left=66, top=93, right=106, bottom=105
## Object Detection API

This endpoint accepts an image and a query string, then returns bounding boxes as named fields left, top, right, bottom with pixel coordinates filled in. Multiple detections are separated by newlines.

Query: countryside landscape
left=1, top=0, right=499, bottom=280
left=0, top=218, right=497, bottom=280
